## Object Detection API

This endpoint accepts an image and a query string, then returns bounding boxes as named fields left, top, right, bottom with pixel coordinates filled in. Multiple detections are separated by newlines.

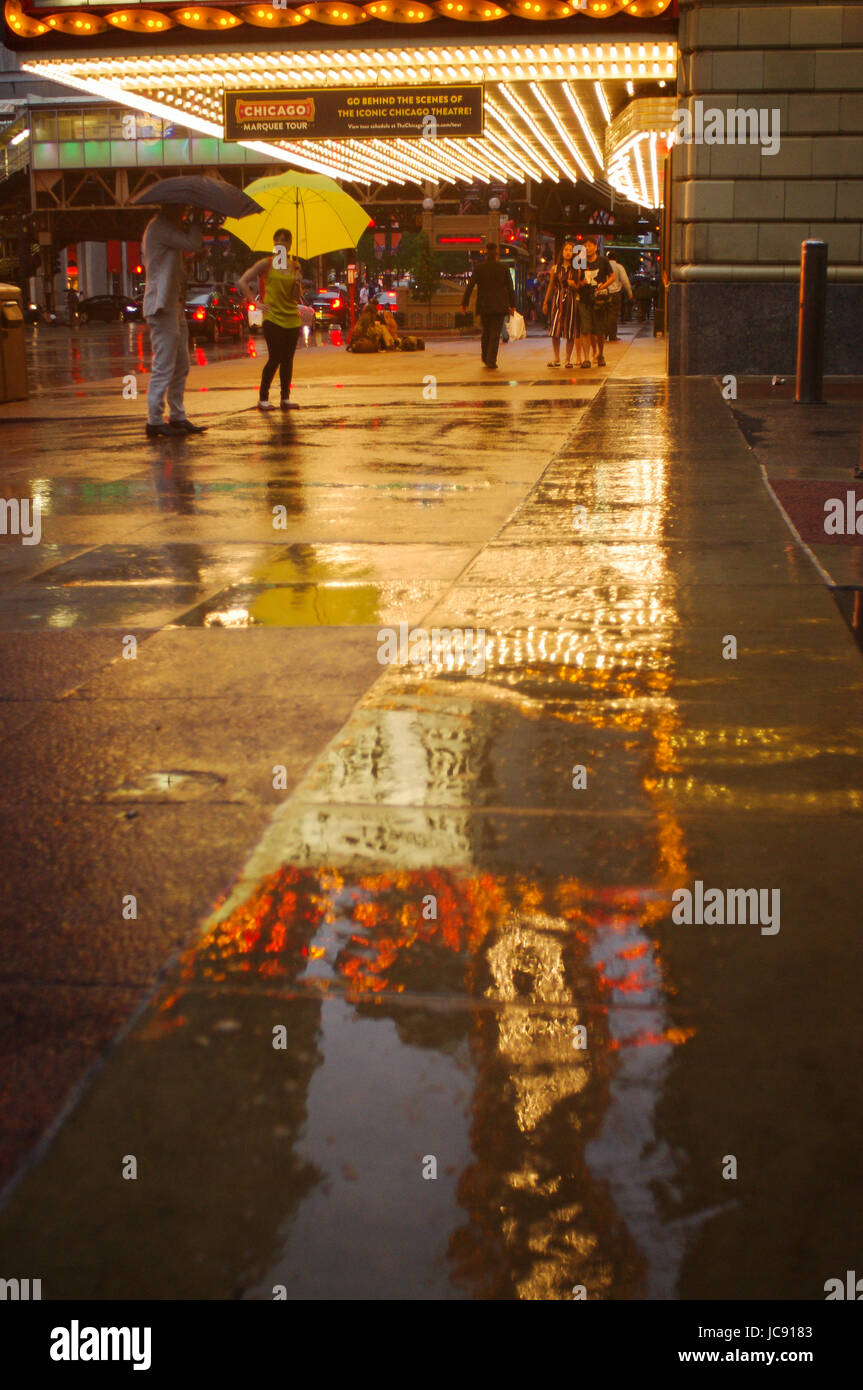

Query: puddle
left=107, top=769, right=227, bottom=800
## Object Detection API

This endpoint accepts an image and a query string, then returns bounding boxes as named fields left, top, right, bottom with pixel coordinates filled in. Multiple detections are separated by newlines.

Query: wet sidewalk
left=1, top=339, right=862, bottom=1300
left=0, top=327, right=613, bottom=1192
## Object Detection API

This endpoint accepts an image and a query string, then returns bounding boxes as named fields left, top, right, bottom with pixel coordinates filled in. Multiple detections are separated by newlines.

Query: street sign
left=346, top=264, right=357, bottom=284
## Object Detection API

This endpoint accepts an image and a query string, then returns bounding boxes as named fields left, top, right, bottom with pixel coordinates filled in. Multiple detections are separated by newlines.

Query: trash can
left=0, top=284, right=28, bottom=402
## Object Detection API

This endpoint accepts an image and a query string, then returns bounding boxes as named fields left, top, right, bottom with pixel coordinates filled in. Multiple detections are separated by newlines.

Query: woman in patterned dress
left=542, top=240, right=582, bottom=369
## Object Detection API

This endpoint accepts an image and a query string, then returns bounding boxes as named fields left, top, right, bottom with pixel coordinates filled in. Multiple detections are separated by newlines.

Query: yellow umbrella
left=221, top=172, right=371, bottom=259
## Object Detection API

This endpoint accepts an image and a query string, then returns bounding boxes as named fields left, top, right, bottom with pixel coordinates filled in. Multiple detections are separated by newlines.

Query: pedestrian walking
left=238, top=227, right=303, bottom=411
left=578, top=235, right=615, bottom=368
left=142, top=203, right=206, bottom=437
left=66, top=285, right=79, bottom=326
left=605, top=251, right=632, bottom=343
left=635, top=277, right=657, bottom=322
left=542, top=240, right=581, bottom=368
left=461, top=242, right=516, bottom=369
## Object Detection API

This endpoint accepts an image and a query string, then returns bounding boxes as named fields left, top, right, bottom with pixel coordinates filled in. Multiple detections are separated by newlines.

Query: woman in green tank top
left=239, top=227, right=303, bottom=411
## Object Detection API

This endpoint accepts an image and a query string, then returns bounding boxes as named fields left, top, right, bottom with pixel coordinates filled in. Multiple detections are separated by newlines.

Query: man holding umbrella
left=142, top=203, right=206, bottom=437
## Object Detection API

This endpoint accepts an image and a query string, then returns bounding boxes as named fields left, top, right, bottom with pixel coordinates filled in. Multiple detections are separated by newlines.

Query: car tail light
left=194, top=309, right=206, bottom=320
left=331, top=299, right=341, bottom=309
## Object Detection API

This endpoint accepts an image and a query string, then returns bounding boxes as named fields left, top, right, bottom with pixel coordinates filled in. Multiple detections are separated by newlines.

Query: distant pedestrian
left=66, top=286, right=79, bottom=326
left=461, top=242, right=515, bottom=369
left=142, top=203, right=205, bottom=437
left=579, top=235, right=615, bottom=368
left=542, top=240, right=581, bottom=368
left=239, top=227, right=303, bottom=411
left=605, top=251, right=632, bottom=343
left=635, top=277, right=657, bottom=322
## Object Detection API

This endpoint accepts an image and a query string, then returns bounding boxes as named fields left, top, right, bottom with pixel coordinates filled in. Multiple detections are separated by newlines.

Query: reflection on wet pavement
left=1, top=363, right=862, bottom=1302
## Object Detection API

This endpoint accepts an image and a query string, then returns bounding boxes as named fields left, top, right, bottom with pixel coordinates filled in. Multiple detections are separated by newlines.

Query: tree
left=408, top=232, right=440, bottom=304
left=355, top=228, right=376, bottom=273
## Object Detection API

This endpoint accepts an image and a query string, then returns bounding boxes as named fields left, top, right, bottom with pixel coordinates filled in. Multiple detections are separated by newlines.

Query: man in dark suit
left=461, top=242, right=516, bottom=369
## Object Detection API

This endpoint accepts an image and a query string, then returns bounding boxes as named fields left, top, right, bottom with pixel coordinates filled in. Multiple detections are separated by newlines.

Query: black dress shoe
left=145, top=422, right=184, bottom=438
left=168, top=419, right=207, bottom=433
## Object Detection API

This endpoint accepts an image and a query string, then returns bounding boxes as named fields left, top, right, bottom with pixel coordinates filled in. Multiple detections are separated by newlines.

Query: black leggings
left=260, top=321, right=300, bottom=401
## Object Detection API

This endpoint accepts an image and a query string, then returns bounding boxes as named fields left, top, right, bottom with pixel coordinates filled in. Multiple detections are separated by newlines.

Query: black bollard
left=795, top=239, right=828, bottom=404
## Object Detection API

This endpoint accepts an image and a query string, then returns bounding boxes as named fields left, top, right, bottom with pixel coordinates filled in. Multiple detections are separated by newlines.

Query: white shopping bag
left=506, top=309, right=526, bottom=341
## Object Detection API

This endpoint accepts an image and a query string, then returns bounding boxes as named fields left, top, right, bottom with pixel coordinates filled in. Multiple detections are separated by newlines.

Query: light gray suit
left=142, top=213, right=203, bottom=425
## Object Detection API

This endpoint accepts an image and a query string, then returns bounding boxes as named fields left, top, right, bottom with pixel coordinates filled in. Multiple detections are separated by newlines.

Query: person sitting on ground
left=376, top=304, right=401, bottom=349
left=347, top=304, right=384, bottom=352
left=347, top=302, right=424, bottom=353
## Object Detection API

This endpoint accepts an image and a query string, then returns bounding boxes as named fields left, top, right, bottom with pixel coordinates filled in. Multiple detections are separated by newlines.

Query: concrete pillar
left=668, top=1, right=863, bottom=375
left=80, top=241, right=108, bottom=298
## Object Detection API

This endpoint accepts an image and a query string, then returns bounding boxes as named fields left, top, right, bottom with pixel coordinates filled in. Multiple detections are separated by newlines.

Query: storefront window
left=82, top=112, right=109, bottom=140
left=32, top=112, right=57, bottom=142
left=57, top=112, right=84, bottom=141
left=84, top=140, right=111, bottom=167
left=32, top=143, right=58, bottom=170
left=162, top=137, right=190, bottom=163
left=109, top=110, right=133, bottom=139
left=109, top=140, right=138, bottom=167
left=137, top=139, right=164, bottom=166
left=135, top=116, right=163, bottom=140
left=59, top=142, right=85, bottom=168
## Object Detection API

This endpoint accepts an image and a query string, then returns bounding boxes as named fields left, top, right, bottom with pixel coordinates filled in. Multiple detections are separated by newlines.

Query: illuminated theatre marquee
left=7, top=0, right=675, bottom=35
left=5, top=0, right=677, bottom=193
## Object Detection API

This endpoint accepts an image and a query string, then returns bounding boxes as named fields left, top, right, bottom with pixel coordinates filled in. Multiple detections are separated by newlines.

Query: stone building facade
left=668, top=1, right=863, bottom=375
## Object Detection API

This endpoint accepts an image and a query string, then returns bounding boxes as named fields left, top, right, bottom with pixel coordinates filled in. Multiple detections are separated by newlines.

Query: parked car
left=184, top=289, right=245, bottom=343
left=312, top=286, right=348, bottom=329
left=206, top=282, right=249, bottom=327
left=78, top=294, right=141, bottom=324
left=375, top=289, right=398, bottom=311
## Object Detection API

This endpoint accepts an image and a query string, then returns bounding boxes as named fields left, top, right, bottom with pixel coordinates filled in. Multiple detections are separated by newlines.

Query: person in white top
left=606, top=251, right=633, bottom=343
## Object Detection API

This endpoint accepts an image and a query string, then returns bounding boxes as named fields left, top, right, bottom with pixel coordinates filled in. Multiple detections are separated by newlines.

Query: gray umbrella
left=132, top=176, right=262, bottom=218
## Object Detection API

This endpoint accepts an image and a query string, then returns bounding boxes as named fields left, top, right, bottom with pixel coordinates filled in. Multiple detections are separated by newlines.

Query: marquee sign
left=223, top=86, right=484, bottom=142
left=5, top=0, right=675, bottom=46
